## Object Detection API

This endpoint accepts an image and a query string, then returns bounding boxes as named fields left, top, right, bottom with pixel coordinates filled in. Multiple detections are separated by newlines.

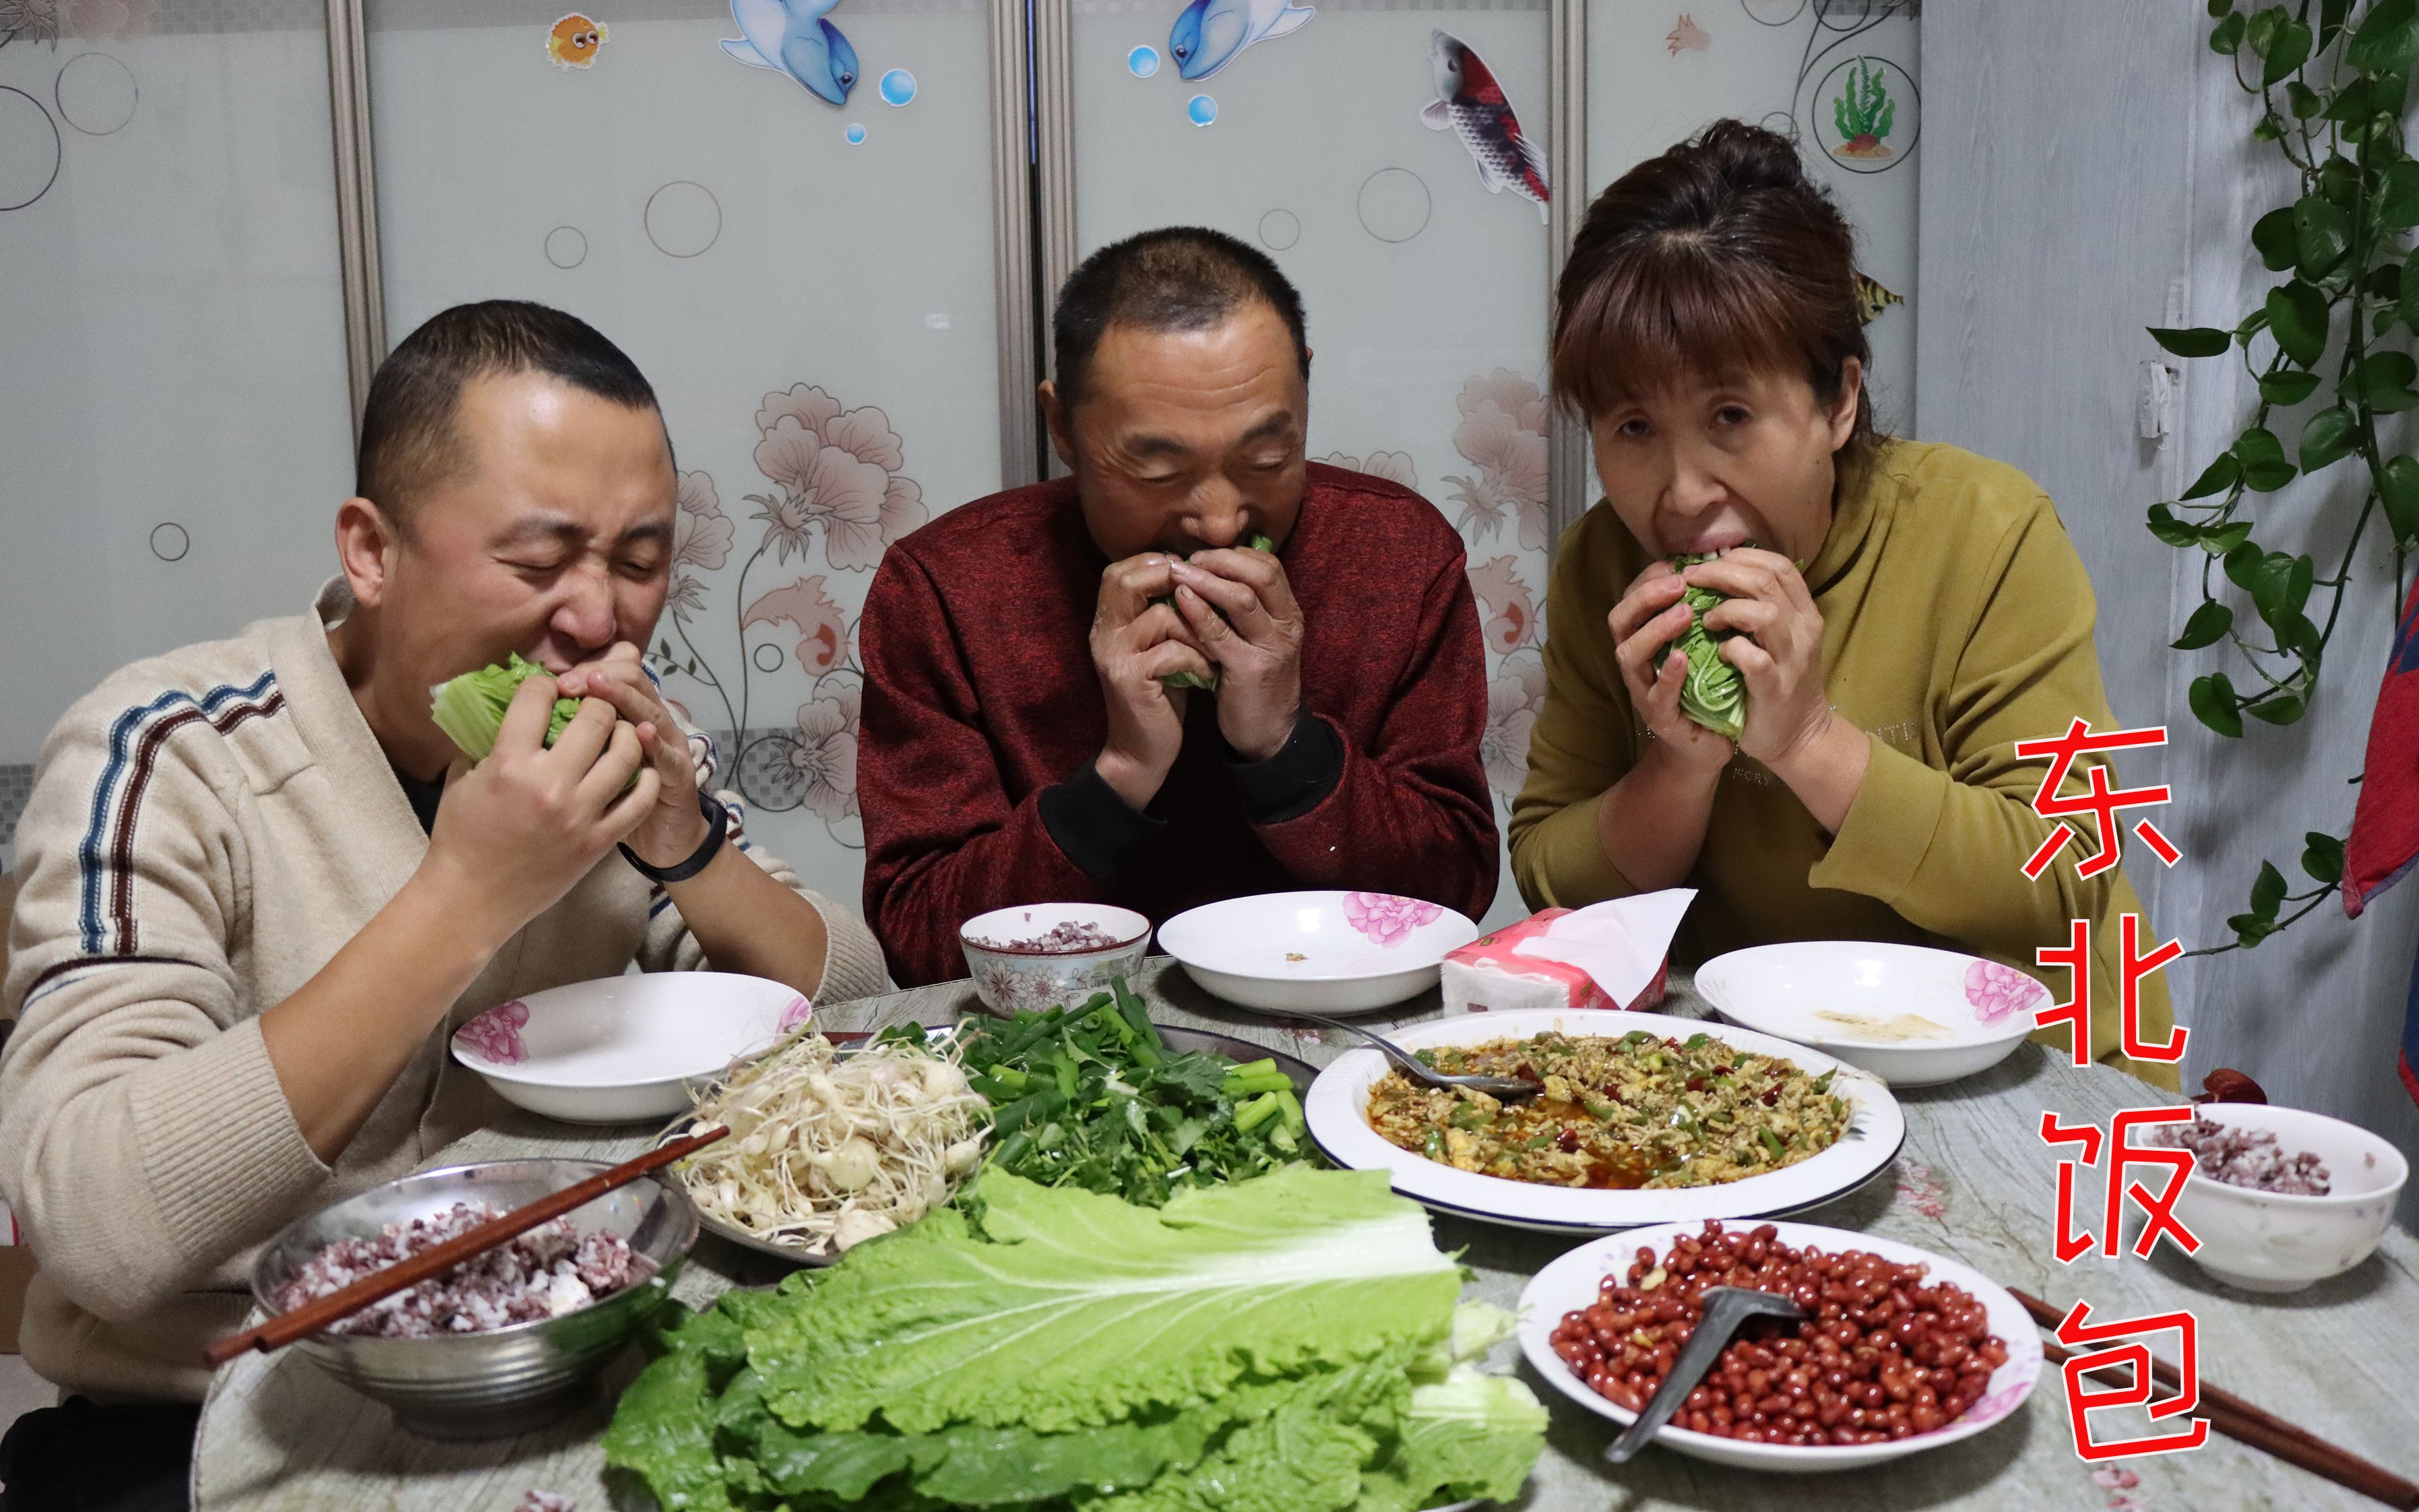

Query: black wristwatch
left=621, top=792, right=728, bottom=884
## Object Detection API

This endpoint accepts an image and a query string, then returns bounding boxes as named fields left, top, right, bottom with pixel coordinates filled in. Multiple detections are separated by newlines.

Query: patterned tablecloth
left=194, top=957, right=2419, bottom=1511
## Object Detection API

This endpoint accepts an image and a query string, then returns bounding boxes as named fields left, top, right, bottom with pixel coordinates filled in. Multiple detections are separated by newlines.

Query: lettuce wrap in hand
left=1660, top=549, right=1749, bottom=741
left=428, top=654, right=584, bottom=761
left=1155, top=533, right=1276, bottom=692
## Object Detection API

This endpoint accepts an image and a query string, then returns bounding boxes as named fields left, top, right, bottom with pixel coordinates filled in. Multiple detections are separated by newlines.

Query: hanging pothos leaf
left=2154, top=7, right=2416, bottom=951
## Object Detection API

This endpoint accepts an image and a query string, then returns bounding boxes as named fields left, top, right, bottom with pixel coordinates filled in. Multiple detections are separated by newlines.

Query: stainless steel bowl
left=247, top=1158, right=698, bottom=1440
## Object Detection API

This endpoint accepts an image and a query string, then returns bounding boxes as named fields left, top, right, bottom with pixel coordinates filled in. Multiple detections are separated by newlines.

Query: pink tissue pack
left=1441, top=908, right=1670, bottom=1015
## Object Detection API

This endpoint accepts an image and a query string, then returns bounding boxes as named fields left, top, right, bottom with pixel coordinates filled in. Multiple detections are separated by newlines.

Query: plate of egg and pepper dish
left=1302, top=1009, right=1904, bottom=1232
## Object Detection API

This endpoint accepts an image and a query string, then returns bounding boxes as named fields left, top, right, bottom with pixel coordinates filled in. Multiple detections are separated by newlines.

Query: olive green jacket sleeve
left=1809, top=495, right=2176, bottom=1081
left=1507, top=511, right=1643, bottom=910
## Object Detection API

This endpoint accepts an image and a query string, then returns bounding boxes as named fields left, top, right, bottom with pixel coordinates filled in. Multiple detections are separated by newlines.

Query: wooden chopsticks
left=204, top=1125, right=728, bottom=1366
left=2013, top=1288, right=2419, bottom=1509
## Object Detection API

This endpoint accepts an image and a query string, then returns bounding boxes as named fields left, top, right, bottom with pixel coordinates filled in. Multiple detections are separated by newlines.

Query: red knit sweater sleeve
left=857, top=547, right=1100, bottom=985
left=1259, top=544, right=1500, bottom=919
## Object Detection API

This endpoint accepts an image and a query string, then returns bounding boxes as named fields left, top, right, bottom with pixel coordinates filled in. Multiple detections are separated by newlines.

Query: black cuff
left=1226, top=710, right=1344, bottom=825
left=1039, top=761, right=1167, bottom=881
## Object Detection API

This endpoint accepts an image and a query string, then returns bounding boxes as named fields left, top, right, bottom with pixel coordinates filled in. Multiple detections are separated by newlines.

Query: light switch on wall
left=2138, top=359, right=2176, bottom=443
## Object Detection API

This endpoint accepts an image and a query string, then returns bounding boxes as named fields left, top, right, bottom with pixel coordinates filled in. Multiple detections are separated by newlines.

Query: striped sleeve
left=0, top=671, right=327, bottom=1323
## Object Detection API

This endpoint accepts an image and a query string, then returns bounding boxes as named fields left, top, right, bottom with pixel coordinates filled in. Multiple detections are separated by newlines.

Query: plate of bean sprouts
left=666, top=1027, right=986, bottom=1263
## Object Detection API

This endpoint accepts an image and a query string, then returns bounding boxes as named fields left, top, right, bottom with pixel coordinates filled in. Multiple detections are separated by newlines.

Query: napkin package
left=1441, top=891, right=1696, bottom=1016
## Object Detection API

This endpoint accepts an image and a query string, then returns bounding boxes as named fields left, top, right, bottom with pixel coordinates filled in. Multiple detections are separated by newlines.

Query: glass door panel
left=0, top=1, right=353, bottom=863
left=1588, top=0, right=1919, bottom=427
left=365, top=0, right=1003, bottom=908
left=1071, top=0, right=1557, bottom=928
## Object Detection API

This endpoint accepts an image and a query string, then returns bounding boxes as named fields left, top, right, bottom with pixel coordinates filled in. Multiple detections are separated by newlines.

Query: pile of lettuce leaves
left=604, top=1166, right=1546, bottom=1512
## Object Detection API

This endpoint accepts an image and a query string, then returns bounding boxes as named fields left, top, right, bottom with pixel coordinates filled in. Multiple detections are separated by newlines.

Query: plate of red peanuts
left=1518, top=1218, right=2043, bottom=1470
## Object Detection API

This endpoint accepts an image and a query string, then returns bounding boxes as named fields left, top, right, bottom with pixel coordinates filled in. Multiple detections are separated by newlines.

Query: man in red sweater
left=859, top=228, right=1497, bottom=984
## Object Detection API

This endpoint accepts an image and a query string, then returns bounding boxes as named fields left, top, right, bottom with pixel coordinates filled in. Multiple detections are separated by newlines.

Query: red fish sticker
left=1422, top=30, right=1548, bottom=224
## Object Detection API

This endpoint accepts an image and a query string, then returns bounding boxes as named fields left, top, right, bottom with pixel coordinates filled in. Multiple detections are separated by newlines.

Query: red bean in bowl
left=1547, top=1220, right=2010, bottom=1447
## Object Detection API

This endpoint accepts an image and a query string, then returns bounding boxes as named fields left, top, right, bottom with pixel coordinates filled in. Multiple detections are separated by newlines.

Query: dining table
left=193, top=957, right=2419, bottom=1511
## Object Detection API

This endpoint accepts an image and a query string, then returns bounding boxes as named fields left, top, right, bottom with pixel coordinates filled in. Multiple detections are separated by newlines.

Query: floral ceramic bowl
left=1156, top=890, right=1481, bottom=1015
left=957, top=904, right=1153, bottom=1015
left=2164, top=1103, right=2409, bottom=1293
left=449, top=972, right=812, bottom=1124
left=1694, top=942, right=2040, bottom=1087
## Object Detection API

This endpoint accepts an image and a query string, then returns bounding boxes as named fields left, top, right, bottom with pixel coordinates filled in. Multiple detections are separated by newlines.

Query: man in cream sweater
left=0, top=301, right=891, bottom=1504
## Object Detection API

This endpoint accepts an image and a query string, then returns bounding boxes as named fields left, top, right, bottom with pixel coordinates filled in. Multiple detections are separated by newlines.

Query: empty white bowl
left=957, top=903, right=1152, bottom=1014
left=1157, top=890, right=1480, bottom=1015
left=2160, top=1103, right=2409, bottom=1293
left=449, top=972, right=811, bottom=1124
left=1694, top=942, right=2039, bottom=1087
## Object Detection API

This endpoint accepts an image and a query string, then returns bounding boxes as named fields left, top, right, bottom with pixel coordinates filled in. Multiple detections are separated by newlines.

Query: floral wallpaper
left=1325, top=365, right=1553, bottom=820
left=650, top=383, right=927, bottom=854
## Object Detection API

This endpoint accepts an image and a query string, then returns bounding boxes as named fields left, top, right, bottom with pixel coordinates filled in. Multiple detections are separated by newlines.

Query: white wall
left=1918, top=1, right=2419, bottom=1221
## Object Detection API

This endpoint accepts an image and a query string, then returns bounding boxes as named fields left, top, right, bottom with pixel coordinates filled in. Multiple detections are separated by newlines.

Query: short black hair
left=1051, top=227, right=1309, bottom=408
left=355, top=300, right=665, bottom=523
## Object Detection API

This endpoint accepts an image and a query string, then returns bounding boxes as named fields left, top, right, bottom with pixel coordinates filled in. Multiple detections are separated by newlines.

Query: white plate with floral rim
left=1157, top=889, right=1481, bottom=1014
left=1517, top=1219, right=2042, bottom=1471
left=451, top=972, right=811, bottom=1125
left=1302, top=1010, right=1903, bottom=1232
left=1694, top=942, right=2042, bottom=1088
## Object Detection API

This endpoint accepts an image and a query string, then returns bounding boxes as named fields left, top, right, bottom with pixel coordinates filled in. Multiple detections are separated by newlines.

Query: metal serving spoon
left=1283, top=1009, right=1544, bottom=1103
left=1603, top=1285, right=1812, bottom=1464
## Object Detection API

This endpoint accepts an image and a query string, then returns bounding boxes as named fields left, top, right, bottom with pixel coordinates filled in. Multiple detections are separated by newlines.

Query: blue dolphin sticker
left=1167, top=0, right=1313, bottom=81
left=722, top=0, right=858, bottom=106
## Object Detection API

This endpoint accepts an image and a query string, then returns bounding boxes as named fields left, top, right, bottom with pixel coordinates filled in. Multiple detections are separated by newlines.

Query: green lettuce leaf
left=748, top=1166, right=1460, bottom=1437
left=1660, top=550, right=1749, bottom=741
left=1086, top=1355, right=1407, bottom=1512
left=1356, top=1365, right=1549, bottom=1512
left=604, top=1338, right=736, bottom=1512
left=1156, top=532, right=1277, bottom=692
left=427, top=653, right=582, bottom=761
left=603, top=1175, right=1544, bottom=1512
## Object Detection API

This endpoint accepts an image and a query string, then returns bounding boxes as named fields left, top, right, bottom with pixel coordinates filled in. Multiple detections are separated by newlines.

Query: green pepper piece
left=1757, top=1127, right=1786, bottom=1161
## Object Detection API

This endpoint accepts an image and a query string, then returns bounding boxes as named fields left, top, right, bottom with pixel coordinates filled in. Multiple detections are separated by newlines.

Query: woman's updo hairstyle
left=1550, top=119, right=1874, bottom=456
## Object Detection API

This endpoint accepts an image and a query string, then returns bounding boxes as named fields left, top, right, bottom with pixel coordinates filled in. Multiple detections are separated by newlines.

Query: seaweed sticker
left=1807, top=49, right=1918, bottom=175
left=1830, top=57, right=1893, bottom=159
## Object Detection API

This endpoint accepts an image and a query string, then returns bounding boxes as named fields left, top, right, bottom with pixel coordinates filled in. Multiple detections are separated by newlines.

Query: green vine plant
left=2146, top=0, right=2419, bottom=951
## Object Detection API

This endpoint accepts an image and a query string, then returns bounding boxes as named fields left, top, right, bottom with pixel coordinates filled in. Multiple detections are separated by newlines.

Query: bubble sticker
left=845, top=122, right=866, bottom=145
left=1187, top=94, right=1218, bottom=127
left=0, top=86, right=62, bottom=212
left=546, top=13, right=608, bottom=69
left=54, top=53, right=137, bottom=135
left=879, top=68, right=916, bottom=106
left=544, top=225, right=588, bottom=268
left=1356, top=167, right=1432, bottom=245
left=1128, top=44, right=1160, bottom=78
left=643, top=180, right=722, bottom=258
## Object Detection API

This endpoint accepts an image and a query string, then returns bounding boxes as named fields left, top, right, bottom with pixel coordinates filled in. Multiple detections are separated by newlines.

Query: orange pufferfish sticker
left=547, top=13, right=608, bottom=68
